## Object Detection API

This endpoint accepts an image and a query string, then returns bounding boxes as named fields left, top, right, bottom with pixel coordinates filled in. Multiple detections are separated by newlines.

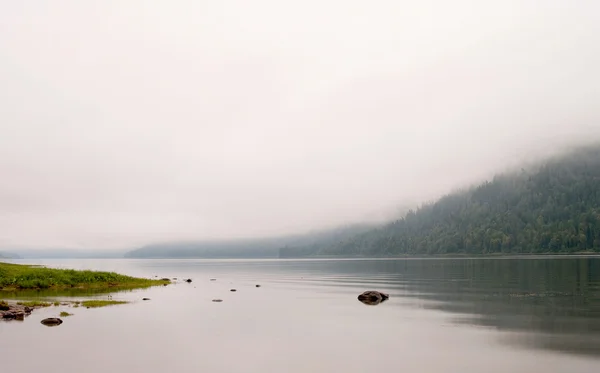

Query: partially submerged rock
left=230, top=289, right=237, bottom=292
left=212, top=299, right=223, bottom=302
left=1, top=302, right=36, bottom=321
left=255, top=284, right=261, bottom=288
left=142, top=298, right=151, bottom=301
left=357, top=290, right=389, bottom=306
left=41, top=318, right=63, bottom=327
left=185, top=279, right=192, bottom=283
left=2, top=311, right=25, bottom=320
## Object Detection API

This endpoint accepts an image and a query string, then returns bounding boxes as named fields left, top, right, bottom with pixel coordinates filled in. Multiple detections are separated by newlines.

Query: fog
left=1, top=1, right=600, bottom=250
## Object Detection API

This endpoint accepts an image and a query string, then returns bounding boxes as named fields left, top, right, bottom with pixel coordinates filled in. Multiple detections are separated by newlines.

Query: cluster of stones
left=0, top=303, right=33, bottom=321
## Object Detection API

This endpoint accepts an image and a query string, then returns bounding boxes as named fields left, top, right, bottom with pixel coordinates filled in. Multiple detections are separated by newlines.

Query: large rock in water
left=40, top=318, right=63, bottom=327
left=357, top=291, right=389, bottom=306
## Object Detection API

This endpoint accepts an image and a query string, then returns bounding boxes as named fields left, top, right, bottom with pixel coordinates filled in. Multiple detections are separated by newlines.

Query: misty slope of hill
left=3, top=249, right=124, bottom=259
left=124, top=224, right=375, bottom=258
left=280, top=144, right=600, bottom=257
left=0, top=251, right=20, bottom=259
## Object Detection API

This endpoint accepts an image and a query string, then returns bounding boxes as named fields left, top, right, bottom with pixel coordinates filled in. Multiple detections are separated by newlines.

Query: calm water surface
left=1, top=257, right=599, bottom=373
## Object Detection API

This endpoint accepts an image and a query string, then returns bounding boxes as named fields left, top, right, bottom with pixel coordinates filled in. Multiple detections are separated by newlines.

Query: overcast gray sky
left=1, top=1, right=600, bottom=250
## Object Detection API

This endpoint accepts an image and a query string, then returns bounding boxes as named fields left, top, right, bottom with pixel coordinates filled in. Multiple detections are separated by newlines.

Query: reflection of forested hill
left=282, top=144, right=600, bottom=257
left=256, top=257, right=600, bottom=357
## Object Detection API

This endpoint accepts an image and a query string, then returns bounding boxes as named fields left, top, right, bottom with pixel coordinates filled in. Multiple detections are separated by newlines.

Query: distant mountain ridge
left=0, top=249, right=124, bottom=259
left=279, top=144, right=600, bottom=257
left=12, top=144, right=600, bottom=259
left=124, top=224, right=376, bottom=258
left=0, top=251, right=21, bottom=259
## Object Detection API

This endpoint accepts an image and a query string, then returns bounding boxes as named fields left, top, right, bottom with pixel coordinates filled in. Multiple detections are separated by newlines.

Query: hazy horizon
left=2, top=1, right=600, bottom=250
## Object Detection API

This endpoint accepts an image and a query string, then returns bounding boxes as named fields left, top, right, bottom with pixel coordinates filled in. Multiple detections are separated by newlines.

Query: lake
left=1, top=257, right=599, bottom=372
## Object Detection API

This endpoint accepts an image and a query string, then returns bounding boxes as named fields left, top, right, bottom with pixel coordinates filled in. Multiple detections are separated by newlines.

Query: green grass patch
left=16, top=301, right=52, bottom=307
left=81, top=300, right=128, bottom=308
left=59, top=311, right=73, bottom=317
left=53, top=301, right=60, bottom=306
left=0, top=261, right=169, bottom=291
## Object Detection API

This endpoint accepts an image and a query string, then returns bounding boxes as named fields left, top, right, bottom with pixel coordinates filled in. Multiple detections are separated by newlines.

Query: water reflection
left=274, top=257, right=600, bottom=357
left=6, top=257, right=600, bottom=359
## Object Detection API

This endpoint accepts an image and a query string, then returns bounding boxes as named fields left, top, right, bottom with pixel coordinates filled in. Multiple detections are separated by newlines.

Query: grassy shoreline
left=0, top=262, right=169, bottom=291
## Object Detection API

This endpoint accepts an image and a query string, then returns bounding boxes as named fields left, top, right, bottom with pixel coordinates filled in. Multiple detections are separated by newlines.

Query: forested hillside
left=280, top=145, right=600, bottom=257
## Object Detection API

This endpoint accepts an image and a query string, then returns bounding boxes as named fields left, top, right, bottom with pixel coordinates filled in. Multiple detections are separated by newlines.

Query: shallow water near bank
left=1, top=257, right=599, bottom=372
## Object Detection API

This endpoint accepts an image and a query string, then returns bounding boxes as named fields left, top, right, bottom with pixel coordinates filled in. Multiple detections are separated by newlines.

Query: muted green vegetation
left=81, top=300, right=127, bottom=308
left=16, top=301, right=51, bottom=307
left=0, top=262, right=169, bottom=291
left=281, top=145, right=600, bottom=257
left=59, top=311, right=73, bottom=317
left=0, top=300, right=8, bottom=310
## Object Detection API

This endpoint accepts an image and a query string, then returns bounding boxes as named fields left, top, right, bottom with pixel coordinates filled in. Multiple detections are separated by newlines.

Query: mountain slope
left=283, top=144, right=600, bottom=257
left=124, top=224, right=375, bottom=258
left=0, top=251, right=21, bottom=259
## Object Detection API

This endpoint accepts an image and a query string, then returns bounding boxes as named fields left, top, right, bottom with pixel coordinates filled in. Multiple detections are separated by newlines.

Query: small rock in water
left=172, top=278, right=177, bottom=280
left=210, top=278, right=216, bottom=281
left=160, top=278, right=170, bottom=281
left=41, top=318, right=63, bottom=327
left=357, top=290, right=389, bottom=306
left=212, top=299, right=223, bottom=302
left=185, top=279, right=192, bottom=283
left=255, top=284, right=261, bottom=288
left=230, top=289, right=237, bottom=292
left=142, top=298, right=151, bottom=301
